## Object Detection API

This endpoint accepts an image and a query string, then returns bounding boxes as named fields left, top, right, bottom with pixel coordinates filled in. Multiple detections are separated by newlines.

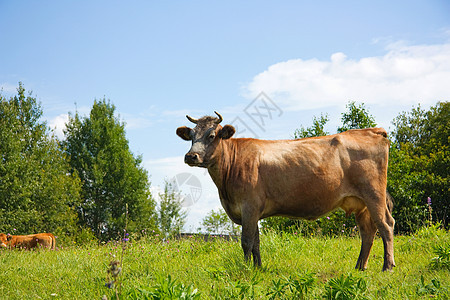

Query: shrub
left=415, top=275, right=448, bottom=297
left=285, top=272, right=316, bottom=299
left=430, top=242, right=450, bottom=270
left=129, top=274, right=201, bottom=300
left=322, top=273, right=368, bottom=300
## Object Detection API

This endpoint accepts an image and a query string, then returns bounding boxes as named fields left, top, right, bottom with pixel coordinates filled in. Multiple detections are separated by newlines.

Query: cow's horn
left=214, top=111, right=223, bottom=124
left=186, top=115, right=198, bottom=124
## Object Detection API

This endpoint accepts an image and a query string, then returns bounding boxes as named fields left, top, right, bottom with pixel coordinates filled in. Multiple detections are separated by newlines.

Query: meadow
left=0, top=226, right=448, bottom=299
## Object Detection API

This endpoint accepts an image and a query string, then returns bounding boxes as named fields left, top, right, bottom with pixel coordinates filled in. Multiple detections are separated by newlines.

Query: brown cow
left=177, top=112, right=395, bottom=271
left=0, top=233, right=56, bottom=250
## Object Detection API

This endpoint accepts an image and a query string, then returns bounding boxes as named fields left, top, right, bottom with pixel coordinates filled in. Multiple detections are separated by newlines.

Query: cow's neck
left=207, top=138, right=237, bottom=189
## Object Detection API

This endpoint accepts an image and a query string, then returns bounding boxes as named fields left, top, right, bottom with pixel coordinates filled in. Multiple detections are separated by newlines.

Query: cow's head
left=177, top=111, right=235, bottom=168
left=0, top=233, right=9, bottom=248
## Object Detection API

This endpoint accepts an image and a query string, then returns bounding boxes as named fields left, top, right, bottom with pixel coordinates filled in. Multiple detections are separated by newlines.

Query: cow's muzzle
left=184, top=152, right=201, bottom=166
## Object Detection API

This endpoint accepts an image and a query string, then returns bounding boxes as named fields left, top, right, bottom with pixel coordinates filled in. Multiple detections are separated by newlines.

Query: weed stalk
left=105, top=203, right=129, bottom=300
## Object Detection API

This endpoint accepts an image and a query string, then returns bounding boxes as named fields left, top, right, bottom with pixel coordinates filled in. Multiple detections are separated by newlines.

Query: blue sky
left=1, top=1, right=449, bottom=231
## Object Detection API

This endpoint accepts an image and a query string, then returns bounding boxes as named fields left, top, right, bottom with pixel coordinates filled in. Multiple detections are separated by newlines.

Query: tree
left=62, top=98, right=157, bottom=240
left=337, top=101, right=377, bottom=132
left=0, top=83, right=81, bottom=239
left=201, top=209, right=240, bottom=235
left=389, top=102, right=449, bottom=231
left=157, top=180, right=187, bottom=238
left=294, top=114, right=329, bottom=139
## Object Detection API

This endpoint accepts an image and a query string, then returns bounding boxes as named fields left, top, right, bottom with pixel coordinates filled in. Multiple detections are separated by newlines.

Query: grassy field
left=0, top=226, right=448, bottom=299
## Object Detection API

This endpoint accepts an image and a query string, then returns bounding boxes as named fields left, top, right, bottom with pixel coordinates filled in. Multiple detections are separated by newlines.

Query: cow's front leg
left=241, top=211, right=261, bottom=267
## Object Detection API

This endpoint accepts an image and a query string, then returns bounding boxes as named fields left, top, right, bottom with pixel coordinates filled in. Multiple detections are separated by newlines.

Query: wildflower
left=123, top=238, right=129, bottom=242
left=326, top=216, right=330, bottom=220
left=427, top=197, right=432, bottom=206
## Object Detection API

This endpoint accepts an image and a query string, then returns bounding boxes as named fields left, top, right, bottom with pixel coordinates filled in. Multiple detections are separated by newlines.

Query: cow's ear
left=176, top=126, right=192, bottom=141
left=218, top=125, right=235, bottom=139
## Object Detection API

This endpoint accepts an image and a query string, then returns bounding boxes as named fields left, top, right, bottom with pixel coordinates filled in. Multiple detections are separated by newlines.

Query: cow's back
left=8, top=233, right=55, bottom=250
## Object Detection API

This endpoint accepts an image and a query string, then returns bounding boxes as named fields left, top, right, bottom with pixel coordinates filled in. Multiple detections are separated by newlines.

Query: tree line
left=0, top=83, right=185, bottom=243
left=1, top=83, right=448, bottom=242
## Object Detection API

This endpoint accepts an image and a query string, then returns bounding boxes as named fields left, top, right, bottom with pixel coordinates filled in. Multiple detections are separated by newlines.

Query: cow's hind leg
left=380, top=207, right=396, bottom=271
left=355, top=208, right=377, bottom=270
left=364, top=191, right=396, bottom=271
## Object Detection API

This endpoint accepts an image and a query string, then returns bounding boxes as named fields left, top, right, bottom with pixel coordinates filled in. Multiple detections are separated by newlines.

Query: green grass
left=0, top=227, right=449, bottom=299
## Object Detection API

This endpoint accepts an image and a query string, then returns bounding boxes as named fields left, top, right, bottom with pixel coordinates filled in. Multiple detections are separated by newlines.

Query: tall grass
left=0, top=227, right=448, bottom=299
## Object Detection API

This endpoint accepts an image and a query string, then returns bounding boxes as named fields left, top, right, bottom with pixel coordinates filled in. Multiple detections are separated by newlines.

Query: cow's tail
left=386, top=190, right=394, bottom=214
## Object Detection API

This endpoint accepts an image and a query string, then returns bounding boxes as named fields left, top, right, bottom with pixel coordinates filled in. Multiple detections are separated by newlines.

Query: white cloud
left=245, top=43, right=450, bottom=111
left=48, top=113, right=69, bottom=139
left=46, top=105, right=94, bottom=139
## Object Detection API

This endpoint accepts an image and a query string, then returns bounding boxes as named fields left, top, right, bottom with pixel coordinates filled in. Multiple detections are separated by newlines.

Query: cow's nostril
left=185, top=153, right=199, bottom=163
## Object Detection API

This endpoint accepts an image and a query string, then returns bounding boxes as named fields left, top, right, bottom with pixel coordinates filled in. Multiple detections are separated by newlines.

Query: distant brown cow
left=0, top=233, right=56, bottom=250
left=177, top=112, right=395, bottom=271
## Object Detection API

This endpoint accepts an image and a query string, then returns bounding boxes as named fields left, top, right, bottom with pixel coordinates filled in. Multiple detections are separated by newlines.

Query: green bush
left=322, top=273, right=368, bottom=300
left=415, top=275, right=448, bottom=297
left=430, top=242, right=450, bottom=270
left=266, top=273, right=316, bottom=300
left=129, top=274, right=201, bottom=300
